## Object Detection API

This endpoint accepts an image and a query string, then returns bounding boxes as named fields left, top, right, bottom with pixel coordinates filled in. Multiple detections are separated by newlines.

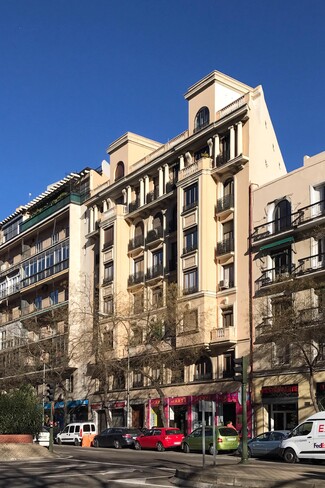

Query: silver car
left=239, top=430, right=289, bottom=458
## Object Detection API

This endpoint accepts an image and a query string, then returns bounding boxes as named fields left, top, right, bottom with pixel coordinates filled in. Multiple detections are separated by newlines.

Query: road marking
left=44, top=469, right=137, bottom=478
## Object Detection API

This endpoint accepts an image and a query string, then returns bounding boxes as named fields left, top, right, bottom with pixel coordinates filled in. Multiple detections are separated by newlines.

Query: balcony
left=178, top=157, right=212, bottom=182
left=216, top=238, right=234, bottom=257
left=145, top=264, right=164, bottom=281
left=182, top=243, right=198, bottom=255
left=210, top=327, right=236, bottom=343
left=255, top=265, right=294, bottom=293
left=146, top=187, right=159, bottom=204
left=214, top=152, right=249, bottom=175
left=20, top=193, right=83, bottom=232
left=166, top=181, right=177, bottom=193
left=183, top=285, right=198, bottom=296
left=21, top=259, right=69, bottom=288
left=146, top=227, right=163, bottom=246
left=128, top=235, right=145, bottom=252
left=128, top=198, right=140, bottom=213
left=193, top=372, right=213, bottom=382
left=127, top=272, right=144, bottom=287
left=0, top=283, right=21, bottom=299
left=251, top=200, right=325, bottom=244
left=293, top=253, right=325, bottom=277
left=216, top=194, right=234, bottom=215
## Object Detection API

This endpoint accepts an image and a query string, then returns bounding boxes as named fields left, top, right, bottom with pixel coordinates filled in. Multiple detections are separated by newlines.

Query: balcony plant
left=0, top=385, right=43, bottom=443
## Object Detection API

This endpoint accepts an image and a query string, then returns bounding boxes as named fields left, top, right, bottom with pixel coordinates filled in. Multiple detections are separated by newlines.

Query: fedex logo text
left=318, top=424, right=325, bottom=433
left=314, top=442, right=325, bottom=448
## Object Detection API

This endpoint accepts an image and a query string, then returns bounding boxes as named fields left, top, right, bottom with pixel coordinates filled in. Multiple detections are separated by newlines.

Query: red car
left=134, top=427, right=184, bottom=451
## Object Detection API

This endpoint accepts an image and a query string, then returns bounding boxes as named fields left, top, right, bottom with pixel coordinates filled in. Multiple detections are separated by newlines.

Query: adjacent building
left=251, top=151, right=325, bottom=434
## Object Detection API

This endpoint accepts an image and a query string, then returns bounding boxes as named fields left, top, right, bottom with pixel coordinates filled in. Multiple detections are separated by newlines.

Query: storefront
left=261, top=384, right=298, bottom=431
left=44, top=399, right=89, bottom=429
left=108, top=401, right=126, bottom=427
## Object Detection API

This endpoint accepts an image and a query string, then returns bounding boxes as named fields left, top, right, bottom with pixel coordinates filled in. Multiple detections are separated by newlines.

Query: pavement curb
left=171, top=468, right=319, bottom=488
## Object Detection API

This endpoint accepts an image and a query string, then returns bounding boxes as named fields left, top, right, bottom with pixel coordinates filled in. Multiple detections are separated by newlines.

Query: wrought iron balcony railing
left=128, top=235, right=145, bottom=251
left=216, top=238, right=234, bottom=256
left=146, top=227, right=163, bottom=244
left=216, top=193, right=234, bottom=213
left=145, top=264, right=164, bottom=280
left=127, top=272, right=144, bottom=286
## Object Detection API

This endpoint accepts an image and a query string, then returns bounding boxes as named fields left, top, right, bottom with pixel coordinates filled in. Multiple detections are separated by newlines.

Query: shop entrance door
left=269, top=403, right=297, bottom=430
left=132, top=405, right=144, bottom=428
left=222, top=402, right=236, bottom=428
left=172, top=405, right=187, bottom=435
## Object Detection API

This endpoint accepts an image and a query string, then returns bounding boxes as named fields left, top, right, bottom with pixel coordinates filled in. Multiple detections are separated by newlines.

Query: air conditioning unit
left=220, top=279, right=229, bottom=290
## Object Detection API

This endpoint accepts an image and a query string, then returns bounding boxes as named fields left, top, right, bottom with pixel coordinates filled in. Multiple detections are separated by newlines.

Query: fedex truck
left=280, top=412, right=325, bottom=463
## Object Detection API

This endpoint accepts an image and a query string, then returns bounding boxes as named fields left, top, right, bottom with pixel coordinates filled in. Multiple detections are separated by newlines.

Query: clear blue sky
left=1, top=0, right=324, bottom=221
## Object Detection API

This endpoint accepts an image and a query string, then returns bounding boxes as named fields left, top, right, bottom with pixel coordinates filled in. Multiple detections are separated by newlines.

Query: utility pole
left=46, top=384, right=55, bottom=453
left=233, top=356, right=248, bottom=464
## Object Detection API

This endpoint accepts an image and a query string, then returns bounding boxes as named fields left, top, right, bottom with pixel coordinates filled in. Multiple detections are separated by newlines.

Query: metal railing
left=146, top=227, right=163, bottom=244
left=127, top=272, right=144, bottom=286
left=216, top=237, right=234, bottom=256
left=146, top=264, right=164, bottom=280
left=216, top=194, right=234, bottom=213
left=128, top=235, right=145, bottom=251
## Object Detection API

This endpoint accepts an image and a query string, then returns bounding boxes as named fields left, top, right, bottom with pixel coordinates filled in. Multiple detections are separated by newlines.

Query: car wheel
left=183, top=443, right=190, bottom=453
left=208, top=444, right=218, bottom=455
left=114, top=440, right=121, bottom=449
left=157, top=442, right=165, bottom=452
left=284, top=447, right=297, bottom=464
left=93, top=439, right=99, bottom=448
left=134, top=441, right=141, bottom=450
left=74, top=438, right=80, bottom=446
left=57, top=438, right=62, bottom=445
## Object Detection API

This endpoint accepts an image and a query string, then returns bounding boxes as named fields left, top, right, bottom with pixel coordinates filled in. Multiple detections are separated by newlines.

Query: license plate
left=226, top=438, right=235, bottom=441
left=174, top=441, right=181, bottom=445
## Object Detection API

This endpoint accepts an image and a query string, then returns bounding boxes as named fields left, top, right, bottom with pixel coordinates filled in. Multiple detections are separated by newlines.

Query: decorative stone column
left=164, top=164, right=169, bottom=192
left=144, top=175, right=149, bottom=203
left=229, top=126, right=235, bottom=160
left=122, top=189, right=127, bottom=205
left=158, top=167, right=163, bottom=197
left=213, top=134, right=220, bottom=165
left=139, top=178, right=144, bottom=206
left=236, top=121, right=243, bottom=156
left=179, top=155, right=184, bottom=170
left=127, top=186, right=132, bottom=206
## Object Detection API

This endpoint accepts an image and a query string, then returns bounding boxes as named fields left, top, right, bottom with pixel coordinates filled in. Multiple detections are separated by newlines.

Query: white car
left=33, top=426, right=50, bottom=447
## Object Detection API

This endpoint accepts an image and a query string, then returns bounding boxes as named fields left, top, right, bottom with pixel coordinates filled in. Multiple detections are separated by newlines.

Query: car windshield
left=219, top=427, right=238, bottom=436
left=165, top=429, right=180, bottom=435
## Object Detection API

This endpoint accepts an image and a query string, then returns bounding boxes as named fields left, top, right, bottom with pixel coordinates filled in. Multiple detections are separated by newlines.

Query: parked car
left=238, top=430, right=289, bottom=458
left=33, top=426, right=50, bottom=447
left=134, top=427, right=184, bottom=451
left=182, top=426, right=239, bottom=455
left=93, top=427, right=142, bottom=449
left=56, top=422, right=97, bottom=446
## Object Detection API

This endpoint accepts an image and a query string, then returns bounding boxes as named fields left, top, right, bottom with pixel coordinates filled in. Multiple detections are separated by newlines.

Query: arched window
left=223, top=178, right=234, bottom=197
left=115, top=161, right=125, bottom=181
left=274, top=199, right=291, bottom=232
left=194, top=107, right=210, bottom=133
left=194, top=356, right=212, bottom=381
left=134, top=221, right=144, bottom=237
left=153, top=212, right=163, bottom=230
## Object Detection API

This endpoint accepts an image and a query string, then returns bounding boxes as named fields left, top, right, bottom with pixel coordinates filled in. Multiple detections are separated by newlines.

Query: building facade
left=85, top=70, right=286, bottom=434
left=251, top=151, right=325, bottom=434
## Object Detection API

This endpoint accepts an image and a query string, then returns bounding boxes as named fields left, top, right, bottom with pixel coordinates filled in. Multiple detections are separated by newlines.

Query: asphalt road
left=1, top=445, right=325, bottom=488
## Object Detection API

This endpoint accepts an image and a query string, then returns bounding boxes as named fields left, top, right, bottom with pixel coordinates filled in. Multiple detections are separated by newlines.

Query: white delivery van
left=56, top=422, right=97, bottom=446
left=280, top=411, right=325, bottom=463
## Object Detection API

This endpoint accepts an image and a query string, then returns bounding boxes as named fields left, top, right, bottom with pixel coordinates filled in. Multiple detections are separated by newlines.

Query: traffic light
left=46, top=383, right=54, bottom=402
left=233, top=356, right=248, bottom=383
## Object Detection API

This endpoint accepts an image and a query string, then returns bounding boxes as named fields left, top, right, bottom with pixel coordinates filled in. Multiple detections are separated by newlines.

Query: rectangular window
left=152, top=250, right=163, bottom=267
left=133, top=371, right=143, bottom=387
left=34, top=296, right=42, bottom=310
left=35, top=240, right=43, bottom=253
left=103, top=226, right=114, bottom=249
left=223, top=350, right=234, bottom=378
left=184, top=269, right=198, bottom=295
left=152, top=287, right=163, bottom=309
left=151, top=368, right=161, bottom=384
left=183, top=184, right=198, bottom=212
left=221, top=263, right=234, bottom=288
left=272, top=343, right=290, bottom=366
left=133, top=293, right=144, bottom=314
left=103, top=330, right=114, bottom=349
left=131, top=325, right=143, bottom=345
left=184, top=227, right=197, bottom=254
left=104, top=261, right=114, bottom=283
left=183, top=309, right=198, bottom=333
left=134, top=258, right=144, bottom=274
left=50, top=290, right=59, bottom=306
left=222, top=307, right=234, bottom=328
left=52, top=232, right=59, bottom=245
left=103, top=296, right=114, bottom=315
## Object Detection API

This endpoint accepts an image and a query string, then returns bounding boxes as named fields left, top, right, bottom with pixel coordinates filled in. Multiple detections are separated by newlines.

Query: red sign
left=91, top=403, right=103, bottom=410
left=261, top=384, right=298, bottom=398
left=169, top=397, right=188, bottom=406
left=114, top=401, right=126, bottom=408
left=192, top=394, right=214, bottom=404
left=150, top=399, right=160, bottom=407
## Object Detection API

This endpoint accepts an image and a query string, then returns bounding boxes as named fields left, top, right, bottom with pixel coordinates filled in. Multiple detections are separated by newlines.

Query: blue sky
left=1, top=0, right=324, bottom=221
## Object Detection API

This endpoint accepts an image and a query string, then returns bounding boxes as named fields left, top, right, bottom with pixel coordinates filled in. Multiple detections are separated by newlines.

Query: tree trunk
left=309, top=371, right=319, bottom=413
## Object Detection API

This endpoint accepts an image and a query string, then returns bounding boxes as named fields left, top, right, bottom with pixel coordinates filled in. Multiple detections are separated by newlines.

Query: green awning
left=260, top=236, right=294, bottom=251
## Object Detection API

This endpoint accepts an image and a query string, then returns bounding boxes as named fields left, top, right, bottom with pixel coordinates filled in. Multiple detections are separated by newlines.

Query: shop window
left=194, top=356, right=212, bottom=381
left=182, top=309, right=198, bottom=333
left=194, top=107, right=209, bottom=133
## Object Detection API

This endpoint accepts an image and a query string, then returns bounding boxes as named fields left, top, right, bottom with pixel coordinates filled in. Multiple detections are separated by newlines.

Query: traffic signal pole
left=49, top=401, right=54, bottom=453
left=233, top=356, right=248, bottom=464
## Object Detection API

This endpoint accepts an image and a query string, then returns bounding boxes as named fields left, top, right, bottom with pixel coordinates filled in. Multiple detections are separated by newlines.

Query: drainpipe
left=248, top=183, right=258, bottom=435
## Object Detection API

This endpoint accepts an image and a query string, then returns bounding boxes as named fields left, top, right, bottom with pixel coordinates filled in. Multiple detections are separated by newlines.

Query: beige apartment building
left=0, top=168, right=106, bottom=428
left=85, top=70, right=286, bottom=434
left=251, top=151, right=325, bottom=434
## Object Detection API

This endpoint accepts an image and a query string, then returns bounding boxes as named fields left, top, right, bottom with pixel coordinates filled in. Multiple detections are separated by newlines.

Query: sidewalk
left=171, top=458, right=325, bottom=487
